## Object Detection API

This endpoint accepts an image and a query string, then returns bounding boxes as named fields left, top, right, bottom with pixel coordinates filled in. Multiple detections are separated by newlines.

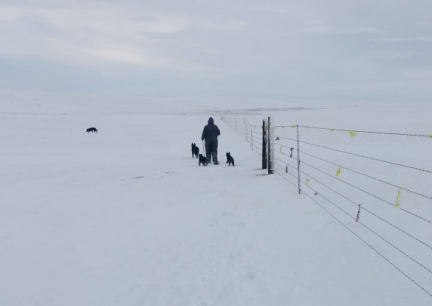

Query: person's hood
left=208, top=117, right=214, bottom=124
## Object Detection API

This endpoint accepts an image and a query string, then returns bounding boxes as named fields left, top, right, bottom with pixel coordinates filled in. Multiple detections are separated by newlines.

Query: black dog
left=87, top=127, right=98, bottom=133
left=191, top=143, right=199, bottom=158
left=199, top=154, right=208, bottom=166
left=226, top=152, right=235, bottom=166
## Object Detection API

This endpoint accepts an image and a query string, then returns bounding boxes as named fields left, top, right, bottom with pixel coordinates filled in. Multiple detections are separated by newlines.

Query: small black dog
left=191, top=143, right=199, bottom=158
left=87, top=127, right=98, bottom=133
left=199, top=154, right=208, bottom=166
left=226, top=152, right=235, bottom=166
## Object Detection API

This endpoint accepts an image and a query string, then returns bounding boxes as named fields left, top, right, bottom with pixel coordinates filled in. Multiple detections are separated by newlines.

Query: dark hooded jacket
left=201, top=117, right=220, bottom=142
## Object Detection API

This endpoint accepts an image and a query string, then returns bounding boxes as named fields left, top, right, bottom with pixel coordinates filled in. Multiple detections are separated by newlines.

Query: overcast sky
left=0, top=0, right=431, bottom=103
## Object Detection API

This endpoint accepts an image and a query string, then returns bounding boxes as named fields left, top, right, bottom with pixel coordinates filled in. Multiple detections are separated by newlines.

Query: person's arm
left=217, top=126, right=220, bottom=136
left=201, top=126, right=207, bottom=140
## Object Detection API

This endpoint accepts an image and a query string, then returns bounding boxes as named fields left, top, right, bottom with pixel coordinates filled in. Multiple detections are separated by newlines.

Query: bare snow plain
left=1, top=96, right=431, bottom=305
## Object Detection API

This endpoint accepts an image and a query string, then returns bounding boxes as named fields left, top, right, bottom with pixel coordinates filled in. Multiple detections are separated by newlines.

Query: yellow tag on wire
left=330, top=129, right=334, bottom=134
left=349, top=130, right=357, bottom=137
left=306, top=178, right=309, bottom=185
left=336, top=167, right=341, bottom=177
left=290, top=125, right=296, bottom=129
left=395, top=189, right=401, bottom=208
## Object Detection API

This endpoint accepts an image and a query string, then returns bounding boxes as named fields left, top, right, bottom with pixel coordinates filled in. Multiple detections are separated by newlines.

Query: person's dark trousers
left=205, top=139, right=218, bottom=163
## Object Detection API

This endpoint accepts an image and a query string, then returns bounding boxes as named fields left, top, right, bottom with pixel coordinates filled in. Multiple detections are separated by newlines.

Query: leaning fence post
left=356, top=204, right=362, bottom=222
left=268, top=116, right=274, bottom=174
left=262, top=119, right=267, bottom=169
left=297, top=124, right=301, bottom=194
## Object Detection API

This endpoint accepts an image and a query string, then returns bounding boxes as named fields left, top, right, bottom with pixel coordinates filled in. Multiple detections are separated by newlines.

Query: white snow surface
left=1, top=96, right=432, bottom=305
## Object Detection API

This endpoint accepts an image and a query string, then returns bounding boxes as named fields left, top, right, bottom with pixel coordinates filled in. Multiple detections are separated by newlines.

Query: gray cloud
left=0, top=0, right=431, bottom=103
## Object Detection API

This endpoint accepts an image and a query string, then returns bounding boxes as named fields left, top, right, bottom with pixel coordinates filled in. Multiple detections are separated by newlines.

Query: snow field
left=0, top=98, right=431, bottom=305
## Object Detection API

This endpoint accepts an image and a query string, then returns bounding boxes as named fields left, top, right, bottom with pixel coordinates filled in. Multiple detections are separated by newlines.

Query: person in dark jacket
left=201, top=117, right=220, bottom=165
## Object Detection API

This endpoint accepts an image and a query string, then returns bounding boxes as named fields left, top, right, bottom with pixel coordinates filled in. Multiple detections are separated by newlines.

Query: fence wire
left=300, top=150, right=432, bottom=201
left=299, top=139, right=432, bottom=174
left=299, top=158, right=432, bottom=225
left=296, top=172, right=432, bottom=276
left=301, top=186, right=432, bottom=299
left=222, top=116, right=432, bottom=299
left=297, top=125, right=432, bottom=138
left=292, top=165, right=432, bottom=252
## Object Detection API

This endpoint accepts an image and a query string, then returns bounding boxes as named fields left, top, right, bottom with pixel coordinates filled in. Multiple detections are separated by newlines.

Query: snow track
left=0, top=100, right=430, bottom=305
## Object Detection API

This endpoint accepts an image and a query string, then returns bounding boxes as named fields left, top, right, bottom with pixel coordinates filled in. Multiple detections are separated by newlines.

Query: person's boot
left=213, top=158, right=219, bottom=165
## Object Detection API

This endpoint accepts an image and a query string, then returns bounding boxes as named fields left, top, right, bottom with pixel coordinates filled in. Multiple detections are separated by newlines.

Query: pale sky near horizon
left=0, top=0, right=431, bottom=103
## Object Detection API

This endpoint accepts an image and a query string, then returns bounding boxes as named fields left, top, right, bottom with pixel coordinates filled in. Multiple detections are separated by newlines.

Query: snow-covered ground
left=1, top=95, right=431, bottom=305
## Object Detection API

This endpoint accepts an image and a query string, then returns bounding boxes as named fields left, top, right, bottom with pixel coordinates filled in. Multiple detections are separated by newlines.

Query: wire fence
left=221, top=116, right=432, bottom=300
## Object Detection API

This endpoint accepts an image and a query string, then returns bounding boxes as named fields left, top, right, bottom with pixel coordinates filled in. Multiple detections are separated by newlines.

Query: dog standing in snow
left=191, top=143, right=199, bottom=158
left=226, top=152, right=235, bottom=166
left=86, top=127, right=98, bottom=133
left=199, top=154, right=208, bottom=166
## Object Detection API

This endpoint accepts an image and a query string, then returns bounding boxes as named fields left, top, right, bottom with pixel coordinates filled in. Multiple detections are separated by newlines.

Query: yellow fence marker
left=428, top=135, right=432, bottom=138
left=280, top=145, right=282, bottom=152
left=330, top=129, right=334, bottom=134
left=349, top=130, right=357, bottom=137
left=336, top=167, right=341, bottom=177
left=290, top=125, right=296, bottom=129
left=306, top=178, right=309, bottom=185
left=395, top=189, right=401, bottom=208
